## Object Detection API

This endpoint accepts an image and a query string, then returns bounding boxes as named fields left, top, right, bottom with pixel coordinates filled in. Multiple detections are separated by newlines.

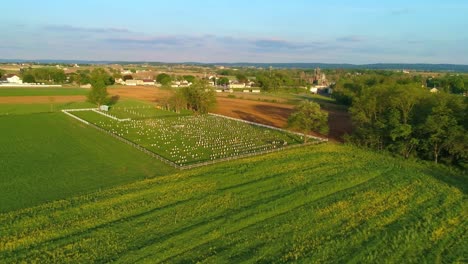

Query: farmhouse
left=125, top=79, right=144, bottom=86
left=142, top=79, right=155, bottom=86
left=6, top=74, right=23, bottom=84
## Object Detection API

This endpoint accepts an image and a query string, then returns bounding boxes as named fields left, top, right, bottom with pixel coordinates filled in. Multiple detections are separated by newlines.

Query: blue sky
left=1, top=0, right=467, bottom=63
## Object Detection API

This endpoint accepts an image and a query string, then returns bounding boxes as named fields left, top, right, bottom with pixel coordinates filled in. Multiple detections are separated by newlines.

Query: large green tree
left=22, top=74, right=36, bottom=83
left=288, top=101, right=328, bottom=142
left=156, top=73, right=172, bottom=85
left=419, top=98, right=464, bottom=164
left=87, top=68, right=111, bottom=106
left=217, top=77, right=230, bottom=86
left=180, top=80, right=216, bottom=114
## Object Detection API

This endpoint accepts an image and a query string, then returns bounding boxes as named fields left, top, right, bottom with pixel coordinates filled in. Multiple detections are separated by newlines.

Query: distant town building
left=229, top=83, right=246, bottom=89
left=142, top=79, right=155, bottom=86
left=125, top=79, right=144, bottom=86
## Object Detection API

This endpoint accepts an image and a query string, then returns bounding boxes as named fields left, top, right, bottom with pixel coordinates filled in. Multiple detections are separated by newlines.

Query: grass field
left=71, top=108, right=305, bottom=166
left=0, top=144, right=465, bottom=263
left=0, top=88, right=88, bottom=97
left=0, top=112, right=175, bottom=212
left=0, top=101, right=95, bottom=115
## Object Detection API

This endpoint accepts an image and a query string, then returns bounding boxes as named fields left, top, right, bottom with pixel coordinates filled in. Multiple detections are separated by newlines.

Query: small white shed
left=100, top=105, right=110, bottom=111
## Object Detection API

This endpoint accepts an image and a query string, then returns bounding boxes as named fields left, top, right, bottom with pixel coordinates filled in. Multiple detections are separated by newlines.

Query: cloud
left=104, top=35, right=208, bottom=48
left=252, top=39, right=319, bottom=50
left=44, top=25, right=131, bottom=34
left=336, top=35, right=364, bottom=43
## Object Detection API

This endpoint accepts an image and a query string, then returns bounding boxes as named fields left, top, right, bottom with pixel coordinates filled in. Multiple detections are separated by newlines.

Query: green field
left=71, top=109, right=305, bottom=166
left=0, top=101, right=95, bottom=115
left=0, top=112, right=175, bottom=212
left=0, top=144, right=465, bottom=263
left=0, top=88, right=88, bottom=96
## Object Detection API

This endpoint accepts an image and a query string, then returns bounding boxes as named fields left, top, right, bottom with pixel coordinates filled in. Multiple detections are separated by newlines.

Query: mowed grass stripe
left=0, top=145, right=466, bottom=263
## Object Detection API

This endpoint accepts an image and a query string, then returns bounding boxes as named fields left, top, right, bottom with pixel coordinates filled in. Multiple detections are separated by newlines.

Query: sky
left=1, top=0, right=467, bottom=64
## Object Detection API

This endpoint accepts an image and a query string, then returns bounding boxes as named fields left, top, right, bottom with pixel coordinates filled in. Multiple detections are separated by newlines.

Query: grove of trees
left=333, top=73, right=467, bottom=167
left=20, top=67, right=66, bottom=83
left=156, top=73, right=172, bottom=85
left=164, top=80, right=216, bottom=114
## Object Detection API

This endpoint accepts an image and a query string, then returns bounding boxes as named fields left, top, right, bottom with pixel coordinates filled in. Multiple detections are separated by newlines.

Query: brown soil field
left=108, top=86, right=172, bottom=102
left=0, top=95, right=86, bottom=104
left=214, top=97, right=351, bottom=141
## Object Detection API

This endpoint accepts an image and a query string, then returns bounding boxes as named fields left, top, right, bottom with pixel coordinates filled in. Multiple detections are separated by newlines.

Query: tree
left=420, top=99, right=461, bottom=164
left=23, top=74, right=36, bottom=83
left=288, top=101, right=328, bottom=142
left=217, top=77, right=230, bottom=86
left=122, top=74, right=133, bottom=81
left=87, top=68, right=110, bottom=106
left=183, top=75, right=196, bottom=83
left=235, top=73, right=248, bottom=83
left=156, top=73, right=172, bottom=85
left=179, top=80, right=216, bottom=114
left=167, top=90, right=188, bottom=113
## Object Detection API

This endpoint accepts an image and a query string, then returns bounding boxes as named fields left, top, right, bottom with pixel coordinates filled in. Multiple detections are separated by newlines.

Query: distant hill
left=1, top=59, right=468, bottom=72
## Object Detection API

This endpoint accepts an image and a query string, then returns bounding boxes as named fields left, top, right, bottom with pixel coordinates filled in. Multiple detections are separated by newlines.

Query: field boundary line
left=91, top=109, right=131, bottom=122
left=61, top=109, right=92, bottom=125
left=62, top=110, right=327, bottom=170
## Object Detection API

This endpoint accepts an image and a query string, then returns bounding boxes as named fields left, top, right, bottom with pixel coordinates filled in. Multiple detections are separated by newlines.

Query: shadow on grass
left=421, top=165, right=467, bottom=194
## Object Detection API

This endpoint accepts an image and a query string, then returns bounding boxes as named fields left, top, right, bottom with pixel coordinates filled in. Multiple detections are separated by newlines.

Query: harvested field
left=215, top=97, right=351, bottom=141
left=108, top=86, right=172, bottom=102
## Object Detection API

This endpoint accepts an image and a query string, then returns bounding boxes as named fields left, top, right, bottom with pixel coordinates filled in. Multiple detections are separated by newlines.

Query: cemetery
left=69, top=106, right=309, bottom=167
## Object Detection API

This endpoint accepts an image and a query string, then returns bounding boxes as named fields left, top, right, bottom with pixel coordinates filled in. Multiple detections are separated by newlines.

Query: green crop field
left=0, top=112, right=175, bottom=212
left=0, top=88, right=88, bottom=96
left=0, top=144, right=465, bottom=263
left=70, top=109, right=306, bottom=166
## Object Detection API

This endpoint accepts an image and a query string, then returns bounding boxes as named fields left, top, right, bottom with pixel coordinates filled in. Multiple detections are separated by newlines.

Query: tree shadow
left=421, top=165, right=467, bottom=194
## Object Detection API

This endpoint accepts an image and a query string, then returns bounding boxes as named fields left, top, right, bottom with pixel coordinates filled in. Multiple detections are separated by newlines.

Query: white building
left=125, top=79, right=144, bottom=86
left=6, top=75, right=23, bottom=84
left=229, top=83, right=246, bottom=89
left=121, top=70, right=132, bottom=75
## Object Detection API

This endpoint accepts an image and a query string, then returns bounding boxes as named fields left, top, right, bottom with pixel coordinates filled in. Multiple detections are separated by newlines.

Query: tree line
left=333, top=74, right=467, bottom=168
